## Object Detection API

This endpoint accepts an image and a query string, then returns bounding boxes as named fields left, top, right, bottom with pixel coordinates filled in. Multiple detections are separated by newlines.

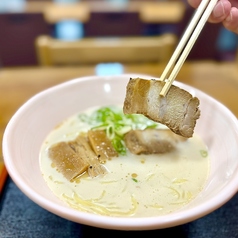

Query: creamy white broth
left=40, top=105, right=210, bottom=217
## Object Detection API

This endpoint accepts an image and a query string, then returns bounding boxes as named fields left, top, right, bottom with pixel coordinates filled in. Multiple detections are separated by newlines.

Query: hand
left=188, top=0, right=238, bottom=34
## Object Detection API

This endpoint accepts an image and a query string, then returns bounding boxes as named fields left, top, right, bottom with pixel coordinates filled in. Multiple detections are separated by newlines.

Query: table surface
left=1, top=61, right=238, bottom=237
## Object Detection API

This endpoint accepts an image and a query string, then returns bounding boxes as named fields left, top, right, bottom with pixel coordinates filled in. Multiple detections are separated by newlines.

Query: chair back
left=35, top=34, right=177, bottom=66
left=43, top=2, right=90, bottom=24
left=139, top=1, right=185, bottom=24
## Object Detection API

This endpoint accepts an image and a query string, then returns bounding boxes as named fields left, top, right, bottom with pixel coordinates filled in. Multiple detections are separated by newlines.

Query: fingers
left=208, top=0, right=231, bottom=23
left=187, top=0, right=231, bottom=23
left=187, top=0, right=238, bottom=34
left=187, top=0, right=201, bottom=8
left=223, top=7, right=238, bottom=33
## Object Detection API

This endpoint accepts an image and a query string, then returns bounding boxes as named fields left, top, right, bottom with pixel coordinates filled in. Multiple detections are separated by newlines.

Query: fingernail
left=225, top=11, right=233, bottom=22
left=225, top=14, right=232, bottom=22
left=213, top=1, right=225, bottom=18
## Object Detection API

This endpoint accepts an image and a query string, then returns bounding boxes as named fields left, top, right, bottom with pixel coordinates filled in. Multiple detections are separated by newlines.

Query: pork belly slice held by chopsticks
left=123, top=78, right=200, bottom=138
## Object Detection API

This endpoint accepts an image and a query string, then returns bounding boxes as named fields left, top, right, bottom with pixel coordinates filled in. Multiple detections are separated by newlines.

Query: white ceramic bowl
left=3, top=74, right=238, bottom=230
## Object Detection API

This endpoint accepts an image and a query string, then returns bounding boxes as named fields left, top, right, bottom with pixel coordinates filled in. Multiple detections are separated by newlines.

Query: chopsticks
left=159, top=0, right=218, bottom=96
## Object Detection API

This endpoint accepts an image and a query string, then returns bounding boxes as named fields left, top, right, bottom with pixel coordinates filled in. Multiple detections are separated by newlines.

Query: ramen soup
left=40, top=105, right=210, bottom=217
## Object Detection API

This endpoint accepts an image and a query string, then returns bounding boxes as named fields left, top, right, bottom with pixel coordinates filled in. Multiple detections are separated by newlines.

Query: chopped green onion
left=78, top=106, right=160, bottom=155
left=200, top=150, right=208, bottom=158
left=132, top=178, right=138, bottom=183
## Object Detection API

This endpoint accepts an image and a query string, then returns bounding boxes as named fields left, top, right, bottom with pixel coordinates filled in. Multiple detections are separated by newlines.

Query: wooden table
left=0, top=61, right=238, bottom=187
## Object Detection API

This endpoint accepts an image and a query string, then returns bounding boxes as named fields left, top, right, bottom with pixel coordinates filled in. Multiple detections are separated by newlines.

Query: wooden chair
left=43, top=2, right=90, bottom=24
left=0, top=13, right=51, bottom=67
left=139, top=1, right=186, bottom=24
left=35, top=34, right=177, bottom=66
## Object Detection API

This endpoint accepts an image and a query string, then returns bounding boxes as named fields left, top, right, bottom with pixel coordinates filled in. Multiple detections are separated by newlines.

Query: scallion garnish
left=78, top=106, right=160, bottom=155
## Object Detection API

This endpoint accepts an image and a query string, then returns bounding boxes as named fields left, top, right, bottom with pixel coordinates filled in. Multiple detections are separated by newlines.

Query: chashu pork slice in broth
left=124, top=128, right=186, bottom=155
left=48, top=135, right=107, bottom=181
left=88, top=130, right=118, bottom=163
left=48, top=140, right=89, bottom=181
left=123, top=78, right=200, bottom=138
left=73, top=135, right=107, bottom=178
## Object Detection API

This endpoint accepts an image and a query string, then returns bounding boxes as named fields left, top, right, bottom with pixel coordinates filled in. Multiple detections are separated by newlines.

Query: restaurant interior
left=0, top=0, right=238, bottom=237
left=0, top=0, right=237, bottom=66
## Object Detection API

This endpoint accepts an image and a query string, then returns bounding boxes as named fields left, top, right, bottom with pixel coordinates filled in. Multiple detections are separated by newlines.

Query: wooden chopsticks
left=160, top=0, right=218, bottom=96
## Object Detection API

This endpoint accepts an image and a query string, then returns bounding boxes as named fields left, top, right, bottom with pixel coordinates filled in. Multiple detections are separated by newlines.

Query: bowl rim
left=3, top=74, right=238, bottom=230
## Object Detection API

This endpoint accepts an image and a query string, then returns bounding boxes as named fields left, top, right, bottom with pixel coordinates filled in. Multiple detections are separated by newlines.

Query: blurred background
left=0, top=0, right=237, bottom=67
